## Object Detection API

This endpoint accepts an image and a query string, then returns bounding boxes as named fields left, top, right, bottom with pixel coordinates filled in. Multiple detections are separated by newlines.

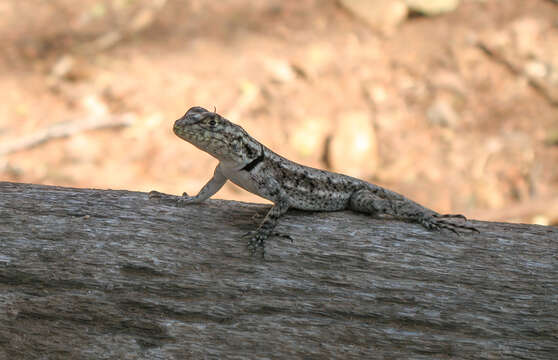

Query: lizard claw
left=177, top=195, right=195, bottom=207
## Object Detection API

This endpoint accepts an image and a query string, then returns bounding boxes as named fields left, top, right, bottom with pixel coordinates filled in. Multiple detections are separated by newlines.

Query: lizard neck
left=240, top=144, right=265, bottom=171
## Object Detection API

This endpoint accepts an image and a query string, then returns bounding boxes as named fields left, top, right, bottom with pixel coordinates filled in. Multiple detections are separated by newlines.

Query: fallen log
left=0, top=181, right=556, bottom=359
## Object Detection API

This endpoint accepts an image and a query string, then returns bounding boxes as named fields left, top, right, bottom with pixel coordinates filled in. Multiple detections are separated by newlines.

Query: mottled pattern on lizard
left=149, top=106, right=478, bottom=255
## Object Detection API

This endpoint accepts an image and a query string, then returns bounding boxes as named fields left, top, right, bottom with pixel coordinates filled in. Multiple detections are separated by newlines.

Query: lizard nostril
left=173, top=118, right=185, bottom=131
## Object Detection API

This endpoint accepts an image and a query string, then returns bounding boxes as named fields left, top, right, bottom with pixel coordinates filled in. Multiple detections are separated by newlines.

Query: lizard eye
left=209, top=119, right=216, bottom=126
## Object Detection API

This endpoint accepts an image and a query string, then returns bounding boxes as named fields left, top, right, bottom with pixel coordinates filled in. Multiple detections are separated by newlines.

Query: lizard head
left=173, top=106, right=261, bottom=165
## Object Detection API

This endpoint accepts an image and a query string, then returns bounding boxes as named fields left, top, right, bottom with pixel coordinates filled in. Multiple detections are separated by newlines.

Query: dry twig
left=0, top=114, right=134, bottom=156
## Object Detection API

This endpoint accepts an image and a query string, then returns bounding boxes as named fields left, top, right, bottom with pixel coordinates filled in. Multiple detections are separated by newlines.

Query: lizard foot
left=148, top=190, right=180, bottom=203
left=148, top=191, right=196, bottom=207
left=420, top=214, right=479, bottom=234
left=243, top=231, right=266, bottom=257
left=243, top=231, right=294, bottom=257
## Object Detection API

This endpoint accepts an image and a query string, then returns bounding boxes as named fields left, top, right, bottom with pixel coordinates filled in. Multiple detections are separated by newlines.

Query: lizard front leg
left=149, top=164, right=227, bottom=206
left=246, top=199, right=290, bottom=256
left=244, top=178, right=291, bottom=255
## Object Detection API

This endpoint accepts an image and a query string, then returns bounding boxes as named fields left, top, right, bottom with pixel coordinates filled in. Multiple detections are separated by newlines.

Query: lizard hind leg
left=431, top=213, right=479, bottom=233
left=349, top=188, right=479, bottom=234
left=420, top=215, right=480, bottom=234
left=348, top=188, right=394, bottom=216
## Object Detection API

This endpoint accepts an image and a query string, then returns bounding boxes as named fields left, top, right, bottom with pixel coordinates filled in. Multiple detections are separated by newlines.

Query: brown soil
left=1, top=0, right=557, bottom=225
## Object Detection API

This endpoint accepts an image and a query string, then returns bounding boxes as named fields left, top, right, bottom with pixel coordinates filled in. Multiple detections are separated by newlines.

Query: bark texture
left=0, top=181, right=557, bottom=359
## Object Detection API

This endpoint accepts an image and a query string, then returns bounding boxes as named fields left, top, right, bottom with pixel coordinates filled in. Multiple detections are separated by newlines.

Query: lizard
left=149, top=106, right=478, bottom=255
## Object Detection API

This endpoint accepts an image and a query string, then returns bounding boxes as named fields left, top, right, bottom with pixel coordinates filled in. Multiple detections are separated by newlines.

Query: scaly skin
left=150, top=106, right=478, bottom=255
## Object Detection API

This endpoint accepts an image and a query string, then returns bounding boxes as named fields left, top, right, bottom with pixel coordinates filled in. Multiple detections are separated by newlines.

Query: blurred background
left=1, top=0, right=557, bottom=225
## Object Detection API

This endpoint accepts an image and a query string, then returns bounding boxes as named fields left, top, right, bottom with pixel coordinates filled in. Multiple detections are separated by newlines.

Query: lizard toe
left=419, top=216, right=440, bottom=231
left=243, top=231, right=265, bottom=254
left=422, top=216, right=479, bottom=235
left=436, top=213, right=467, bottom=220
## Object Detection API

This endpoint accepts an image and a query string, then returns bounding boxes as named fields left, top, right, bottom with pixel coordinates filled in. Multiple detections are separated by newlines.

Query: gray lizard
left=149, top=106, right=478, bottom=254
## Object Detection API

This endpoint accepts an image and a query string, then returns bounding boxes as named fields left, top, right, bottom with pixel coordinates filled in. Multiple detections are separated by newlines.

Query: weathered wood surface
left=0, top=181, right=557, bottom=359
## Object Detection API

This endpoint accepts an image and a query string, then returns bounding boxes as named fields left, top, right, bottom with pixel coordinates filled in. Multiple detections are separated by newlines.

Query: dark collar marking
left=241, top=145, right=265, bottom=172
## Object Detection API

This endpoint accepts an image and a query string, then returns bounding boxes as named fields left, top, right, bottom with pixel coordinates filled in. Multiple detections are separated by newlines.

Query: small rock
left=511, top=17, right=543, bottom=57
left=91, top=31, right=122, bottom=51
left=329, top=111, right=378, bottom=178
left=339, top=0, right=408, bottom=35
left=81, top=94, right=109, bottom=117
left=524, top=61, right=548, bottom=79
left=51, top=55, right=76, bottom=80
left=431, top=70, right=467, bottom=97
left=406, top=0, right=460, bottom=16
left=302, top=43, right=336, bottom=77
left=289, top=117, right=330, bottom=158
left=427, top=99, right=459, bottom=127
left=128, top=8, right=155, bottom=32
left=265, top=58, right=297, bottom=83
left=363, top=83, right=389, bottom=104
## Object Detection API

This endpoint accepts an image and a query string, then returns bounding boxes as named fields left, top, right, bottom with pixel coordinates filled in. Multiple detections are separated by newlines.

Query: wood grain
left=0, top=181, right=556, bottom=359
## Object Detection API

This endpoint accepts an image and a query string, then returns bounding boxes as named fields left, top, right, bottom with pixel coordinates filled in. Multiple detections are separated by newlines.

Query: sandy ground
left=1, top=0, right=557, bottom=225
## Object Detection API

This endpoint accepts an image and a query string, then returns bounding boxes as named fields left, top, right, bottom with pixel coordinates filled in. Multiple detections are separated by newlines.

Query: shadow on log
left=0, top=181, right=557, bottom=359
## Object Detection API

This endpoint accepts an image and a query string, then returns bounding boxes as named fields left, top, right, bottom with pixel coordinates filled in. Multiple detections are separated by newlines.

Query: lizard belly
left=285, top=185, right=352, bottom=211
left=219, top=165, right=269, bottom=200
left=289, top=193, right=350, bottom=211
